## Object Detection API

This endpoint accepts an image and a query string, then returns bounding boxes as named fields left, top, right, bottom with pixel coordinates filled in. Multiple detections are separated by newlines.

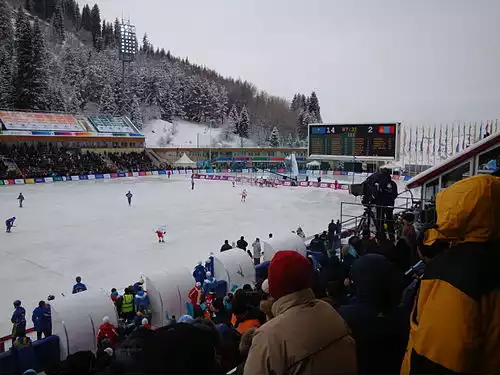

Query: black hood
left=350, top=254, right=405, bottom=309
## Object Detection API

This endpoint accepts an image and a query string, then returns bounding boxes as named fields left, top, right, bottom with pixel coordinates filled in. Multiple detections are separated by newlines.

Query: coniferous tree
left=239, top=105, right=250, bottom=138
left=286, top=133, right=294, bottom=147
left=90, top=4, right=101, bottom=47
left=14, top=7, right=34, bottom=109
left=130, top=95, right=143, bottom=129
left=99, top=83, right=117, bottom=115
left=268, top=126, right=280, bottom=147
left=114, top=18, right=120, bottom=46
left=308, top=91, right=322, bottom=123
left=52, top=0, right=65, bottom=43
left=81, top=4, right=91, bottom=31
left=31, top=19, right=51, bottom=110
left=228, top=104, right=239, bottom=134
left=0, top=0, right=15, bottom=108
left=73, top=3, right=81, bottom=30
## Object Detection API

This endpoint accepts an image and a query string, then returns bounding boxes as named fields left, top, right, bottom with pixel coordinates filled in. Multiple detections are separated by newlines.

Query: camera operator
left=362, top=169, right=398, bottom=239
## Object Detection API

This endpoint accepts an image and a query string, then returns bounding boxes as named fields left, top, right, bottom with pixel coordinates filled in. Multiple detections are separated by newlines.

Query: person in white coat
left=252, top=238, right=262, bottom=265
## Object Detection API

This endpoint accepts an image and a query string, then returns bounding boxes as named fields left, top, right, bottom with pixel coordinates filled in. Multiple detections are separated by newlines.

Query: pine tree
left=99, top=83, right=117, bottom=115
left=114, top=18, right=120, bottom=47
left=73, top=3, right=81, bottom=30
left=238, top=105, right=250, bottom=138
left=286, top=133, right=294, bottom=147
left=31, top=19, right=51, bottom=110
left=308, top=91, right=322, bottom=123
left=52, top=0, right=65, bottom=43
left=81, top=4, right=91, bottom=31
left=130, top=94, right=143, bottom=129
left=14, top=7, right=34, bottom=109
left=90, top=4, right=101, bottom=47
left=228, top=104, right=239, bottom=134
left=268, top=126, right=280, bottom=147
left=0, top=0, right=15, bottom=108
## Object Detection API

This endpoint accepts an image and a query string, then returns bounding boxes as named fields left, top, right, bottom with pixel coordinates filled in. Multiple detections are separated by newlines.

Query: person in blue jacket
left=134, top=289, right=150, bottom=314
left=192, top=261, right=207, bottom=284
left=11, top=300, right=26, bottom=345
left=202, top=271, right=217, bottom=295
left=72, top=276, right=87, bottom=294
left=5, top=217, right=15, bottom=233
left=126, top=191, right=133, bottom=206
left=32, top=301, right=51, bottom=340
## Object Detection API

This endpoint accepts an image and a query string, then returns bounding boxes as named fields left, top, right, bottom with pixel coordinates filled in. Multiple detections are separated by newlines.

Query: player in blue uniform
left=72, top=276, right=87, bottom=294
left=5, top=217, right=15, bottom=233
left=126, top=191, right=133, bottom=206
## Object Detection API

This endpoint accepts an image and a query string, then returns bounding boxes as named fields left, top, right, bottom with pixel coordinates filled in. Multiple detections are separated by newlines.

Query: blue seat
left=0, top=350, right=18, bottom=374
left=33, top=336, right=59, bottom=372
left=214, top=280, right=228, bottom=297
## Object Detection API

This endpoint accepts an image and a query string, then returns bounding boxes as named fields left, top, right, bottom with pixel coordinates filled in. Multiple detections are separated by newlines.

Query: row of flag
left=401, top=120, right=498, bottom=164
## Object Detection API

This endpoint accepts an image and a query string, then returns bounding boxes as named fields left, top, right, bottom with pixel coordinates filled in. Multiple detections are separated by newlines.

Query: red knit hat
left=268, top=251, right=313, bottom=300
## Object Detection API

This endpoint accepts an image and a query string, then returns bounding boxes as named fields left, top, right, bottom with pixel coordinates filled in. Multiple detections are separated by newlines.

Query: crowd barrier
left=0, top=169, right=411, bottom=186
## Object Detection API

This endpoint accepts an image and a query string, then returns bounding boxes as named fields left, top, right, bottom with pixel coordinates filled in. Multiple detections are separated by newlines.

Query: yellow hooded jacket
left=401, top=174, right=500, bottom=374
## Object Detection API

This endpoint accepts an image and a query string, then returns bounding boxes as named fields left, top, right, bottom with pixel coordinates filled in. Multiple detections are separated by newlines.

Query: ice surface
left=0, top=175, right=357, bottom=334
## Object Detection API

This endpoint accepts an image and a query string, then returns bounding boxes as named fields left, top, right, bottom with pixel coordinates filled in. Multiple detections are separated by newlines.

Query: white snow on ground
left=143, top=119, right=255, bottom=148
left=0, top=175, right=358, bottom=334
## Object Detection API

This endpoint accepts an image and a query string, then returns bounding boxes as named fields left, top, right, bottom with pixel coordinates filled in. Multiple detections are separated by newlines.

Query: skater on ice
left=232, top=181, right=236, bottom=187
left=5, top=217, right=15, bottom=233
left=72, top=276, right=87, bottom=294
left=155, top=229, right=166, bottom=243
left=125, top=191, right=133, bottom=206
left=17, top=193, right=25, bottom=208
left=241, top=189, right=247, bottom=202
left=191, top=179, right=195, bottom=190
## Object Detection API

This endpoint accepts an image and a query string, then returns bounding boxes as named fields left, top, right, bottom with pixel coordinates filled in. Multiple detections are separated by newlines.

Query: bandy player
left=241, top=189, right=247, bottom=202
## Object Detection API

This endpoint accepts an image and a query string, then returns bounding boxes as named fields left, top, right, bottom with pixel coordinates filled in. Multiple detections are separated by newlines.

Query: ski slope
left=0, top=175, right=355, bottom=334
left=143, top=119, right=255, bottom=148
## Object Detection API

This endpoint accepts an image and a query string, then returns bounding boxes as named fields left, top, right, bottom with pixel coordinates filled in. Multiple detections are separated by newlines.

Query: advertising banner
left=54, top=176, right=63, bottom=182
left=25, top=178, right=35, bottom=184
left=14, top=179, right=25, bottom=184
left=88, top=175, right=95, bottom=180
left=95, top=174, right=104, bottom=179
left=35, top=178, right=44, bottom=183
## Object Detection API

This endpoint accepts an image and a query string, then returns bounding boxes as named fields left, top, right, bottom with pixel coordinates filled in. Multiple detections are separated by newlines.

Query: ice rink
left=0, top=175, right=357, bottom=334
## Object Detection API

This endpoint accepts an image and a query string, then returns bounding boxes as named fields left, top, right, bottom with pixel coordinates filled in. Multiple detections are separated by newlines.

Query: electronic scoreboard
left=308, top=123, right=400, bottom=160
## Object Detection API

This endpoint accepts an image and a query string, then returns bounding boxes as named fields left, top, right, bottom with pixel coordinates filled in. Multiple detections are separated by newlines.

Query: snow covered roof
left=173, top=153, right=196, bottom=167
left=407, top=132, right=500, bottom=189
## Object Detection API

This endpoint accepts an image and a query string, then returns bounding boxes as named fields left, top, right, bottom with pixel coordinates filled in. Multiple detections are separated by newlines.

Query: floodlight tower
left=118, top=20, right=138, bottom=112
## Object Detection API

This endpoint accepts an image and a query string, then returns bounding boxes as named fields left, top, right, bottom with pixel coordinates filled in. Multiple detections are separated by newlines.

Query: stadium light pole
left=119, top=20, right=137, bottom=112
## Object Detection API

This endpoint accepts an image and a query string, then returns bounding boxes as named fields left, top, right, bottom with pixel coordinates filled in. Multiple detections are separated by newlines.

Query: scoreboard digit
left=308, top=123, right=400, bottom=160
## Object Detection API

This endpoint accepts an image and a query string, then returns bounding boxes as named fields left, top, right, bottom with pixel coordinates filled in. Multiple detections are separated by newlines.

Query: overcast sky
left=83, top=0, right=500, bottom=124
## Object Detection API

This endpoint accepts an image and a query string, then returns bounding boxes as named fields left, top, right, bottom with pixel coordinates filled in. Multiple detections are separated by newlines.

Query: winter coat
left=237, top=239, right=248, bottom=250
left=32, top=306, right=51, bottom=332
left=192, top=264, right=207, bottom=284
left=97, top=322, right=119, bottom=348
left=230, top=309, right=261, bottom=335
left=134, top=290, right=150, bottom=313
left=11, top=307, right=26, bottom=330
left=203, top=276, right=216, bottom=294
left=72, top=282, right=87, bottom=294
left=110, top=291, right=119, bottom=302
left=221, top=243, right=233, bottom=252
left=244, top=289, right=356, bottom=375
left=309, top=237, right=323, bottom=252
left=402, top=175, right=500, bottom=374
left=339, top=254, right=407, bottom=374
left=188, top=286, right=203, bottom=308
left=251, top=241, right=261, bottom=258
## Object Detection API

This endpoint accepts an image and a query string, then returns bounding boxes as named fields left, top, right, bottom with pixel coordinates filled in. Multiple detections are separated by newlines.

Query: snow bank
left=143, top=119, right=254, bottom=148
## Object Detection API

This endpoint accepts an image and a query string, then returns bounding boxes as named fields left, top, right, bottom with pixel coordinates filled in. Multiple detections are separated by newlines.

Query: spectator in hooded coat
left=72, top=276, right=87, bottom=294
left=251, top=238, right=262, bottom=265
left=339, top=254, right=407, bottom=374
left=401, top=175, right=500, bottom=374
left=192, top=261, right=207, bottom=284
left=202, top=272, right=216, bottom=295
left=134, top=290, right=150, bottom=314
left=244, top=251, right=356, bottom=375
left=11, top=300, right=26, bottom=344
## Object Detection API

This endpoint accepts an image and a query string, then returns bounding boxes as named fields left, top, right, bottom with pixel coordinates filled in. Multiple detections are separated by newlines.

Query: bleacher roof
left=407, top=132, right=500, bottom=189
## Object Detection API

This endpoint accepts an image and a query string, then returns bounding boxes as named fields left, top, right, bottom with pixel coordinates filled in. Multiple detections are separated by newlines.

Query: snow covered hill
left=143, top=119, right=256, bottom=148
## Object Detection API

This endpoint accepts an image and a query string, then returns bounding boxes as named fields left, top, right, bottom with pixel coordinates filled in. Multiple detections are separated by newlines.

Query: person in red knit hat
left=244, top=251, right=357, bottom=375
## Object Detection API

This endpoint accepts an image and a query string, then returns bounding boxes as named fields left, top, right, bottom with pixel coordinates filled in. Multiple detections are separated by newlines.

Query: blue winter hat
left=178, top=314, right=194, bottom=323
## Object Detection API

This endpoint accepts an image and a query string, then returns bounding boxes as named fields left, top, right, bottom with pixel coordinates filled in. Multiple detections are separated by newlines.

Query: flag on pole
left=420, top=126, right=424, bottom=153
left=462, top=123, right=465, bottom=150
left=479, top=122, right=483, bottom=139
left=456, top=124, right=460, bottom=154
left=451, top=126, right=455, bottom=155
left=474, top=122, right=477, bottom=143
left=414, top=126, right=418, bottom=155
left=444, top=124, right=448, bottom=156
left=402, top=127, right=406, bottom=156
left=438, top=124, right=442, bottom=155
left=485, top=121, right=489, bottom=136
left=427, top=126, right=431, bottom=155
left=433, top=125, right=437, bottom=155
left=408, top=126, right=412, bottom=156
left=495, top=119, right=498, bottom=134
left=468, top=122, right=472, bottom=146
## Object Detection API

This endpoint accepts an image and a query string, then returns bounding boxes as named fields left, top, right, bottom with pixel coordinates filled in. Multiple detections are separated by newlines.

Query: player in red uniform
left=155, top=230, right=165, bottom=243
left=241, top=189, right=247, bottom=202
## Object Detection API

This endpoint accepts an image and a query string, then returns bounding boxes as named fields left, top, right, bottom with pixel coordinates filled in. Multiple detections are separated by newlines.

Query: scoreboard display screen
left=308, top=123, right=400, bottom=160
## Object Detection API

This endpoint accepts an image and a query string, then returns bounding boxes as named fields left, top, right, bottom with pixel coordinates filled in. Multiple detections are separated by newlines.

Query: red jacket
left=188, top=287, right=203, bottom=307
left=97, top=322, right=119, bottom=348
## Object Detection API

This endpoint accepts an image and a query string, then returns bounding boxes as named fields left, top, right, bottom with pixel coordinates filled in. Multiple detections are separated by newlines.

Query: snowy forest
left=0, top=0, right=323, bottom=146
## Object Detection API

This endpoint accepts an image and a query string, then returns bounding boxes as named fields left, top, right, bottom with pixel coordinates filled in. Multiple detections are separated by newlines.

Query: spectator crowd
left=4, top=174, right=500, bottom=374
left=0, top=144, right=165, bottom=179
